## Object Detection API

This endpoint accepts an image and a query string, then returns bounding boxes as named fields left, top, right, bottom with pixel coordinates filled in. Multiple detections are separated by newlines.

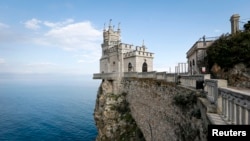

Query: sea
left=0, top=74, right=100, bottom=141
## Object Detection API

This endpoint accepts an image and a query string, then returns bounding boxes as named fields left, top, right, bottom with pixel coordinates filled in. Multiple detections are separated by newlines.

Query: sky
left=0, top=0, right=250, bottom=78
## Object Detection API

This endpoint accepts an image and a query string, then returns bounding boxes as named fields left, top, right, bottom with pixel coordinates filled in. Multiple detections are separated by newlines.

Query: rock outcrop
left=94, top=78, right=210, bottom=141
left=94, top=80, right=145, bottom=141
left=211, top=63, right=250, bottom=88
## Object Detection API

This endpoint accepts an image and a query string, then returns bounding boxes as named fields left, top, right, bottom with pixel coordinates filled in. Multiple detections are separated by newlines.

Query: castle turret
left=100, top=20, right=122, bottom=74
left=102, top=19, right=121, bottom=46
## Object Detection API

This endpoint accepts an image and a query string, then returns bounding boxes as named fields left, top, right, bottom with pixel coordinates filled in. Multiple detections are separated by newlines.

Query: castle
left=99, top=20, right=154, bottom=75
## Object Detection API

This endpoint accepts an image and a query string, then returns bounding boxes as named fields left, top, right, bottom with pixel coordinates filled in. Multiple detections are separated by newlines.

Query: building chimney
left=230, top=14, right=240, bottom=34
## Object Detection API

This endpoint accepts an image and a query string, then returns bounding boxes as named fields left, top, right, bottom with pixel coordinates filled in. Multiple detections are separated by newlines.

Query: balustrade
left=220, top=87, right=250, bottom=125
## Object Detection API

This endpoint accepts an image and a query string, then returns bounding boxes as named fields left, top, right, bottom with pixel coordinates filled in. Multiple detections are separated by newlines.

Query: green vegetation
left=206, top=21, right=250, bottom=71
left=191, top=108, right=201, bottom=119
left=173, top=92, right=197, bottom=108
left=108, top=92, right=145, bottom=141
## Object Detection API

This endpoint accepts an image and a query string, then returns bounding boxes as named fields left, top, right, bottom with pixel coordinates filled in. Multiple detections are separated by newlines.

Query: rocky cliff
left=94, top=80, right=144, bottom=141
left=94, top=78, right=210, bottom=141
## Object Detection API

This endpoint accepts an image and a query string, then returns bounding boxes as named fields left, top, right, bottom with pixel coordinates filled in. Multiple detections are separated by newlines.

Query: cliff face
left=94, top=78, right=209, bottom=141
left=94, top=80, right=145, bottom=141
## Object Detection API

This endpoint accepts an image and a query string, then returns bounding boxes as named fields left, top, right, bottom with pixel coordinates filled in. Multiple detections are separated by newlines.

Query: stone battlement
left=123, top=50, right=154, bottom=58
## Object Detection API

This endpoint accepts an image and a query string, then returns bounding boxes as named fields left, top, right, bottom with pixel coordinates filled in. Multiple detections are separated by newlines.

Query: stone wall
left=121, top=78, right=208, bottom=141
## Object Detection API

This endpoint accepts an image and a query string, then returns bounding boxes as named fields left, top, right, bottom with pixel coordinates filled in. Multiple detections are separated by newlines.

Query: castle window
left=113, top=61, right=116, bottom=72
left=128, top=62, right=132, bottom=72
left=142, top=60, right=148, bottom=72
left=193, top=59, right=195, bottom=66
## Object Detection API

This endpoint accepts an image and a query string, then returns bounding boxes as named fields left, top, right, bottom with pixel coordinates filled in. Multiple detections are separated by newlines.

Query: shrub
left=173, top=92, right=197, bottom=108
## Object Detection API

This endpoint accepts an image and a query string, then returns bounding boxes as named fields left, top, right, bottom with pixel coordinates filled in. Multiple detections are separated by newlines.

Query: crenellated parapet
left=123, top=51, right=154, bottom=58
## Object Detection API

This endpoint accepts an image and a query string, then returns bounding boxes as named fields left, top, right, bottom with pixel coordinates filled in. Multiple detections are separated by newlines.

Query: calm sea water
left=0, top=74, right=100, bottom=141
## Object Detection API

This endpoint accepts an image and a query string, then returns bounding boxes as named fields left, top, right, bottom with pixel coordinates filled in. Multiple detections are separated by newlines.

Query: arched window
left=113, top=61, right=116, bottom=72
left=128, top=62, right=132, bottom=72
left=142, top=61, right=148, bottom=72
left=193, top=59, right=195, bottom=66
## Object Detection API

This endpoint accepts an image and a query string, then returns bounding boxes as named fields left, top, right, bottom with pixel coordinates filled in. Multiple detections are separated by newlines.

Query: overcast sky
left=0, top=0, right=250, bottom=76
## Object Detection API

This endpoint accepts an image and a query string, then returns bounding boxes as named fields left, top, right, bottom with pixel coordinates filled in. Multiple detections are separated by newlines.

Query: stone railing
left=220, top=87, right=250, bottom=125
left=138, top=71, right=156, bottom=78
left=93, top=73, right=119, bottom=80
left=93, top=72, right=211, bottom=86
left=204, top=78, right=250, bottom=125
left=166, top=74, right=176, bottom=82
left=156, top=72, right=167, bottom=80
left=204, top=79, right=228, bottom=107
left=179, top=74, right=210, bottom=88
left=124, top=72, right=176, bottom=82
left=124, top=72, right=138, bottom=78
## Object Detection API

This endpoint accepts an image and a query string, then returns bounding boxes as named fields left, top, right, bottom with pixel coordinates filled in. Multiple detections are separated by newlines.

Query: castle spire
left=117, top=22, right=121, bottom=34
left=103, top=23, right=106, bottom=31
left=142, top=39, right=145, bottom=47
left=118, top=22, right=120, bottom=30
left=109, top=19, right=112, bottom=29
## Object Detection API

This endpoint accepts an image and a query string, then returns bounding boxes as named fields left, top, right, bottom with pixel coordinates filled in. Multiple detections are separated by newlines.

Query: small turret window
left=128, top=62, right=132, bottom=72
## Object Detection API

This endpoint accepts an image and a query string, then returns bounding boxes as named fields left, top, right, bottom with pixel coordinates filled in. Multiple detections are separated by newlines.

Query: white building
left=99, top=20, right=154, bottom=74
left=186, top=36, right=214, bottom=75
left=186, top=14, right=240, bottom=75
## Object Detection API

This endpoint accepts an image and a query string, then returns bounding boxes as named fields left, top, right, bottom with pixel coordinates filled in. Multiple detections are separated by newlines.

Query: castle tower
left=230, top=14, right=240, bottom=34
left=100, top=20, right=122, bottom=73
left=102, top=19, right=121, bottom=47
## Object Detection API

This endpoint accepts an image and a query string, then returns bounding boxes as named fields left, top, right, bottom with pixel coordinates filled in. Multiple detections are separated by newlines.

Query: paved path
left=207, top=113, right=227, bottom=125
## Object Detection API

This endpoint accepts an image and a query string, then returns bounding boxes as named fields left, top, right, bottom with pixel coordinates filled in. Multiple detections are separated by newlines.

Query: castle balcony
left=93, top=73, right=119, bottom=80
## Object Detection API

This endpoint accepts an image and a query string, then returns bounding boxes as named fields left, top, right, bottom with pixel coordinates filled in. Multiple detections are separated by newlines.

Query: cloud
left=34, top=20, right=102, bottom=51
left=0, top=58, right=5, bottom=64
left=24, top=18, right=42, bottom=30
left=43, top=19, right=74, bottom=28
left=0, top=19, right=102, bottom=74
left=23, top=18, right=102, bottom=51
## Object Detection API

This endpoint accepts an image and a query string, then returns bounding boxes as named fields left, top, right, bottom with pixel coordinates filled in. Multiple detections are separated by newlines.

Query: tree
left=244, top=21, right=250, bottom=31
